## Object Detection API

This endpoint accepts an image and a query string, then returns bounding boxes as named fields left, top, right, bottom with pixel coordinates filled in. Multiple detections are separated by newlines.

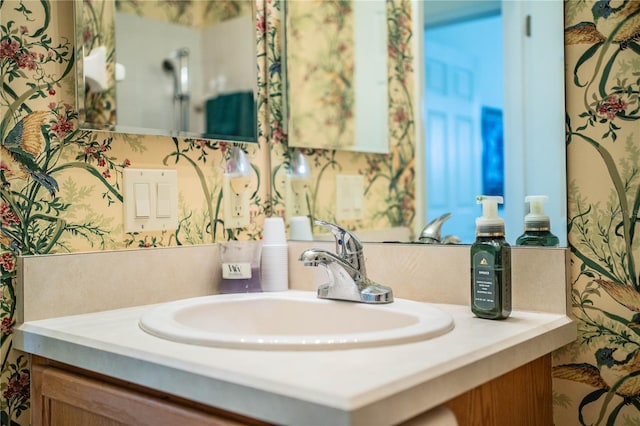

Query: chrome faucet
left=299, top=220, right=393, bottom=304
left=418, top=213, right=461, bottom=244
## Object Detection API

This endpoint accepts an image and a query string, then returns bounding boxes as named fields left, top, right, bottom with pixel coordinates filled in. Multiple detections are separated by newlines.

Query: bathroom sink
left=139, top=291, right=454, bottom=350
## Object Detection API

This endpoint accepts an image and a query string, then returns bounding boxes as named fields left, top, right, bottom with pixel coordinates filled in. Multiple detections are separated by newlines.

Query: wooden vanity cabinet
left=31, top=354, right=552, bottom=426
left=30, top=356, right=266, bottom=426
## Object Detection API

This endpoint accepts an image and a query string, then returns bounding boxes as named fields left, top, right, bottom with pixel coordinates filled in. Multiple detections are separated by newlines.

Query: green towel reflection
left=205, top=91, right=256, bottom=140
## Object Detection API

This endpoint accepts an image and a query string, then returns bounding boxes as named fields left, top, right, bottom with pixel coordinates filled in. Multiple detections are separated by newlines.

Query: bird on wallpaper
left=269, top=62, right=281, bottom=79
left=0, top=228, right=21, bottom=252
left=553, top=347, right=640, bottom=400
left=595, top=279, right=640, bottom=313
left=565, top=0, right=640, bottom=47
left=1, top=111, right=59, bottom=197
left=596, top=347, right=640, bottom=397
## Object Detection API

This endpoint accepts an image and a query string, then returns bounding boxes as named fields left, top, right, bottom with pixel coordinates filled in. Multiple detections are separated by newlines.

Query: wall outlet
left=223, top=174, right=251, bottom=229
left=285, top=174, right=309, bottom=220
left=123, top=169, right=178, bottom=232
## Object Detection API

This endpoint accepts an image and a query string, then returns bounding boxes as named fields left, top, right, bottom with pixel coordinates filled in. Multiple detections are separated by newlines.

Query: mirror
left=281, top=0, right=567, bottom=246
left=283, top=0, right=390, bottom=153
left=418, top=0, right=566, bottom=246
left=72, top=0, right=567, bottom=247
left=74, top=0, right=258, bottom=142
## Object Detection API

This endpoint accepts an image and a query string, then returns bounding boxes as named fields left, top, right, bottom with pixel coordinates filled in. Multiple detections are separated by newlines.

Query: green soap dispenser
left=470, top=196, right=512, bottom=320
left=516, top=195, right=559, bottom=247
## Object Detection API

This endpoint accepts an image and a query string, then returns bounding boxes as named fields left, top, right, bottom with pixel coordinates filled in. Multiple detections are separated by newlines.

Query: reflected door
left=419, top=1, right=566, bottom=246
left=424, top=41, right=481, bottom=243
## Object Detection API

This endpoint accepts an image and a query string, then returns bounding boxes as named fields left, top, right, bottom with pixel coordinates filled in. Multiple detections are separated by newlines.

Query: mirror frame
left=72, top=0, right=260, bottom=143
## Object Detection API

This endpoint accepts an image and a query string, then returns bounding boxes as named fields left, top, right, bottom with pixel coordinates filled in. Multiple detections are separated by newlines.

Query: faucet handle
left=314, top=219, right=365, bottom=272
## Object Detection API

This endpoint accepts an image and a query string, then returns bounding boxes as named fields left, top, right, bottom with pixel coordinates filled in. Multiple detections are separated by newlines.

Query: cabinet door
left=445, top=354, right=553, bottom=426
left=31, top=364, right=251, bottom=426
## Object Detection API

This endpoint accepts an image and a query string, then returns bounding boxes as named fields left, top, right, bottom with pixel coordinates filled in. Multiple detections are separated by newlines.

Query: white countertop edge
left=14, top=304, right=576, bottom=426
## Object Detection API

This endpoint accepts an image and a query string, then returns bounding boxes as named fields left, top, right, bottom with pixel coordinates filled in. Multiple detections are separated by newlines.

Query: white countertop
left=15, top=292, right=575, bottom=425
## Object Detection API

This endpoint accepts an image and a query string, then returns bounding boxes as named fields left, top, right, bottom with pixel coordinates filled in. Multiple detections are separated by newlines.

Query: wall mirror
left=282, top=0, right=567, bottom=246
left=283, top=0, right=390, bottom=154
left=73, top=0, right=258, bottom=143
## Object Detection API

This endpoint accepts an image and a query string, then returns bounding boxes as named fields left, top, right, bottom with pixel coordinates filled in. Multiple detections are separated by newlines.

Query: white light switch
left=134, top=183, right=151, bottom=218
left=156, top=183, right=171, bottom=218
left=123, top=169, right=178, bottom=232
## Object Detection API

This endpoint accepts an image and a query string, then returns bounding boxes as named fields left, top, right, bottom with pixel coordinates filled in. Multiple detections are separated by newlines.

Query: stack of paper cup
left=289, top=216, right=313, bottom=241
left=261, top=217, right=289, bottom=291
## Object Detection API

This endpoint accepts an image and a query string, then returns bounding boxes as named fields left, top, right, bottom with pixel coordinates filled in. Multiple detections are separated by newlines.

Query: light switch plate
left=123, top=169, right=178, bottom=232
left=336, top=174, right=364, bottom=221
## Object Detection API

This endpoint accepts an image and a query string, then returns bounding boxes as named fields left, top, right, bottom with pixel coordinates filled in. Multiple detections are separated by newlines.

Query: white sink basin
left=139, top=291, right=454, bottom=350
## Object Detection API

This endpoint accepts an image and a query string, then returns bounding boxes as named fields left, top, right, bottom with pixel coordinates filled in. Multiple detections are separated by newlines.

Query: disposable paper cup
left=263, top=217, right=286, bottom=245
left=261, top=244, right=288, bottom=291
left=289, top=216, right=313, bottom=241
left=260, top=245, right=288, bottom=264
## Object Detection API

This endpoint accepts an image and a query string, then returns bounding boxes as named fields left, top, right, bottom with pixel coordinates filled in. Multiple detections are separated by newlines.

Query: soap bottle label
left=222, top=262, right=252, bottom=279
left=473, top=251, right=496, bottom=310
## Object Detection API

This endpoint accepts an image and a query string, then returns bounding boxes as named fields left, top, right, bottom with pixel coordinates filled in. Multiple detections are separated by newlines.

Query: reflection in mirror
left=422, top=1, right=504, bottom=243
left=285, top=149, right=312, bottom=220
left=75, top=0, right=258, bottom=142
left=284, top=0, right=390, bottom=153
left=418, top=0, right=567, bottom=246
left=280, top=0, right=566, bottom=247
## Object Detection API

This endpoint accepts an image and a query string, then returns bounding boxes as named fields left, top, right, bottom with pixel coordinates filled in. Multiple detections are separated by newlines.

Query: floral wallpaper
left=2, top=0, right=638, bottom=424
left=552, top=1, right=640, bottom=424
left=78, top=0, right=116, bottom=128
left=286, top=0, right=357, bottom=150
left=1, top=0, right=270, bottom=423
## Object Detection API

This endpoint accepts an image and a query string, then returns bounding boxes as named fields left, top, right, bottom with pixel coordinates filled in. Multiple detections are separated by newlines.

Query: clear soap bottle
left=516, top=195, right=559, bottom=247
left=470, top=196, right=511, bottom=320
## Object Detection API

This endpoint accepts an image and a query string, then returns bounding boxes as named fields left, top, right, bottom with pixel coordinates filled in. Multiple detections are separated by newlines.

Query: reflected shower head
left=162, top=59, right=175, bottom=74
left=162, top=59, right=179, bottom=96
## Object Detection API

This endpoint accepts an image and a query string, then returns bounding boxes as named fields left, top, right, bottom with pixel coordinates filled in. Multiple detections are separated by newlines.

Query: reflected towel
left=205, top=91, right=256, bottom=139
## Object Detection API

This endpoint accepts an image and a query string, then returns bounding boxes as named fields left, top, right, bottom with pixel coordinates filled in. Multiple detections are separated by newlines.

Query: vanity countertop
left=15, top=296, right=575, bottom=425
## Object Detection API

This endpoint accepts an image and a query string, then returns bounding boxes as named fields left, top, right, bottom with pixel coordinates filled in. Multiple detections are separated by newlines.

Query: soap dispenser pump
left=516, top=195, right=559, bottom=247
left=470, top=196, right=511, bottom=320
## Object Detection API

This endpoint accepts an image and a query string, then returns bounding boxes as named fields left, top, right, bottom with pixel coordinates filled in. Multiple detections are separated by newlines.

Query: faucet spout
left=418, top=213, right=461, bottom=244
left=299, top=249, right=362, bottom=281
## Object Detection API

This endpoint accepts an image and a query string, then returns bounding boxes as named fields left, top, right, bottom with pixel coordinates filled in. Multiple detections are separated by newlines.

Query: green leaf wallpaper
left=1, top=1, right=271, bottom=422
left=553, top=1, right=640, bottom=424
